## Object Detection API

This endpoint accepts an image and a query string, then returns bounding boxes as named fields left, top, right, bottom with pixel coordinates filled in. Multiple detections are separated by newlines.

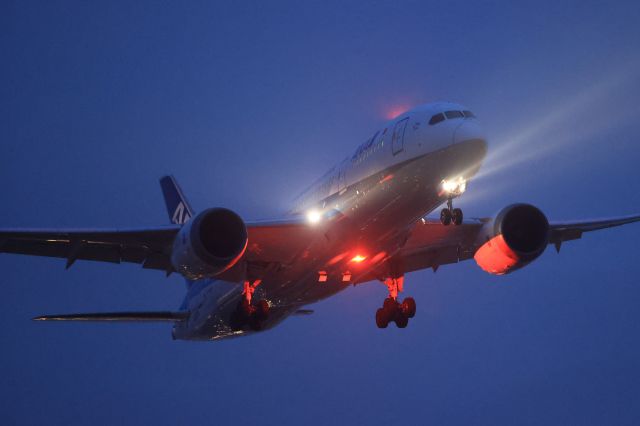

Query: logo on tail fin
left=172, top=202, right=192, bottom=225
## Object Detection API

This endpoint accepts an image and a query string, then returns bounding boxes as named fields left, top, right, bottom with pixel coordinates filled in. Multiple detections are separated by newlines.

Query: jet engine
left=474, top=204, right=549, bottom=275
left=171, top=208, right=248, bottom=280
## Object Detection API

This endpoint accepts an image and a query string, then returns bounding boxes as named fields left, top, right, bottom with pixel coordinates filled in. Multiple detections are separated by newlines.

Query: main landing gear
left=230, top=280, right=270, bottom=331
left=375, top=276, right=416, bottom=329
left=440, top=197, right=463, bottom=226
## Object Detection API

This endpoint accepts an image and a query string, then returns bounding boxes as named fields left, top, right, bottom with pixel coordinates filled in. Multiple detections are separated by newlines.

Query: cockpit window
left=429, top=109, right=475, bottom=125
left=428, top=112, right=445, bottom=125
left=444, top=110, right=464, bottom=119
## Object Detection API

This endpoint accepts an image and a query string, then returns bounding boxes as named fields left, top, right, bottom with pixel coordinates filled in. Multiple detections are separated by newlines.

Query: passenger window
left=463, top=110, right=475, bottom=118
left=366, top=131, right=379, bottom=149
left=444, top=110, right=464, bottom=119
left=429, top=113, right=445, bottom=125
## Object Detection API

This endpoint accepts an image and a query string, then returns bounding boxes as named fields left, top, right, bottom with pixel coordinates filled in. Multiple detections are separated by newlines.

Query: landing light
left=441, top=177, right=467, bottom=195
left=306, top=209, right=322, bottom=224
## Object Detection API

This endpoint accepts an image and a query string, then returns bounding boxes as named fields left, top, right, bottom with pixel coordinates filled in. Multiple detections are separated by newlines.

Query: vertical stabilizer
left=159, top=175, right=194, bottom=225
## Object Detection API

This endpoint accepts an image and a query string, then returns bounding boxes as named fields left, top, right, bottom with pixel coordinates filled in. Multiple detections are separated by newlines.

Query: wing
left=393, top=214, right=640, bottom=275
left=0, top=227, right=180, bottom=272
left=549, top=214, right=640, bottom=250
left=3, top=213, right=638, bottom=277
left=243, top=218, right=321, bottom=264
left=398, top=218, right=486, bottom=274
left=0, top=217, right=319, bottom=275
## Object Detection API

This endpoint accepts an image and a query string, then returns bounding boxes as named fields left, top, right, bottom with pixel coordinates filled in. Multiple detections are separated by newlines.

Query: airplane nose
left=453, top=120, right=485, bottom=145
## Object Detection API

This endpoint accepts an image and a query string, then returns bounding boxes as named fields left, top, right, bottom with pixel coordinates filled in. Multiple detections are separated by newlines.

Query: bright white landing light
left=441, top=177, right=467, bottom=195
left=306, top=209, right=322, bottom=224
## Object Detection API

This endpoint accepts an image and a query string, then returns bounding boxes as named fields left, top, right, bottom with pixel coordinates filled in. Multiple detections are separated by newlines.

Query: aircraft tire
left=452, top=208, right=463, bottom=226
left=440, top=208, right=452, bottom=225
left=255, top=299, right=270, bottom=320
left=376, top=308, right=389, bottom=328
left=402, top=297, right=416, bottom=318
left=394, top=313, right=409, bottom=328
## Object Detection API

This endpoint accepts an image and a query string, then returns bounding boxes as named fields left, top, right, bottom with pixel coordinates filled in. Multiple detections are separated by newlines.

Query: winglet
left=159, top=175, right=194, bottom=225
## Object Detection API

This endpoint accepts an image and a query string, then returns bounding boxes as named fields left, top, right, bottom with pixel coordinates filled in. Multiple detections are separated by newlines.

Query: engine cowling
left=171, top=208, right=248, bottom=280
left=474, top=204, right=549, bottom=275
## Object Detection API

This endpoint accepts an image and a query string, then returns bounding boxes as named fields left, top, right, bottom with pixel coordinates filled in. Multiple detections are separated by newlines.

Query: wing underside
left=1, top=214, right=639, bottom=281
left=381, top=214, right=640, bottom=278
left=0, top=227, right=180, bottom=272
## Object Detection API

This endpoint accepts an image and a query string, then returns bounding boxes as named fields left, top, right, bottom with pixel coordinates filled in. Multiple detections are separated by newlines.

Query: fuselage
left=173, top=101, right=487, bottom=340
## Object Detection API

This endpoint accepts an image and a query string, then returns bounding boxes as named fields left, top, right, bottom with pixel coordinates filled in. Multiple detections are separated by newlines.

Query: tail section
left=160, top=175, right=194, bottom=225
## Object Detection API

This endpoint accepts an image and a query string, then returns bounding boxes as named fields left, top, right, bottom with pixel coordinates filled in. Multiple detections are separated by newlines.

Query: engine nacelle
left=171, top=208, right=248, bottom=280
left=474, top=204, right=549, bottom=275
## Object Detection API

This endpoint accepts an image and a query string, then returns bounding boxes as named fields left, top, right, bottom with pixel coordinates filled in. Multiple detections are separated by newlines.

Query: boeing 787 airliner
left=2, top=101, right=639, bottom=340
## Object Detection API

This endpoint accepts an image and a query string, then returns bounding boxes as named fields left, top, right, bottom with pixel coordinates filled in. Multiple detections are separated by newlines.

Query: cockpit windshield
left=429, top=109, right=475, bottom=125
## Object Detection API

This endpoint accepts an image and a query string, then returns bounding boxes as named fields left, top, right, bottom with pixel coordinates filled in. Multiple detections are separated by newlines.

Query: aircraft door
left=391, top=117, right=409, bottom=155
left=338, top=169, right=346, bottom=192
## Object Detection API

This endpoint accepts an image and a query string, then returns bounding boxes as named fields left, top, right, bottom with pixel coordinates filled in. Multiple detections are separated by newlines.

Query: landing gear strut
left=375, top=276, right=416, bottom=329
left=230, top=280, right=270, bottom=331
left=440, top=198, right=463, bottom=226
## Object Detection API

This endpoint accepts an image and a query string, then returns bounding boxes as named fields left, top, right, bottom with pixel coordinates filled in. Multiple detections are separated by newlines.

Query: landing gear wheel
left=232, top=298, right=270, bottom=331
left=230, top=310, right=245, bottom=330
left=377, top=272, right=416, bottom=329
left=402, top=297, right=416, bottom=318
left=452, top=208, right=463, bottom=226
left=440, top=208, right=452, bottom=226
left=383, top=297, right=397, bottom=310
left=238, top=299, right=253, bottom=317
left=255, top=299, right=270, bottom=320
left=376, top=308, right=389, bottom=328
left=394, top=313, right=409, bottom=328
left=249, top=315, right=264, bottom=331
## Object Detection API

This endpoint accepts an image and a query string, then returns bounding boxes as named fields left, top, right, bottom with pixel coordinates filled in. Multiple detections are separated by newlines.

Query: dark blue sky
left=2, top=1, right=640, bottom=425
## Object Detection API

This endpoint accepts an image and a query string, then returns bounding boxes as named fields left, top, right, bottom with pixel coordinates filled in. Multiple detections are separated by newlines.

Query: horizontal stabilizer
left=293, top=309, right=314, bottom=316
left=33, top=311, right=189, bottom=322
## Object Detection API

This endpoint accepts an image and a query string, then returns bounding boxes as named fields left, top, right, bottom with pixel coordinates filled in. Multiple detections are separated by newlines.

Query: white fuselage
left=292, top=102, right=484, bottom=215
left=174, top=101, right=487, bottom=340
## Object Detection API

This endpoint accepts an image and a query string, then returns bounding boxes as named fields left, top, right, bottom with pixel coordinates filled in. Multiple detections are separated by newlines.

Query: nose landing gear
left=375, top=276, right=416, bottom=328
left=230, top=280, right=270, bottom=331
left=440, top=198, right=463, bottom=226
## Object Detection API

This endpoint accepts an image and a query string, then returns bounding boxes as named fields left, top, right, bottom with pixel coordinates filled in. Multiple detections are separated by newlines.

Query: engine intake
left=474, top=204, right=549, bottom=275
left=171, top=208, right=248, bottom=279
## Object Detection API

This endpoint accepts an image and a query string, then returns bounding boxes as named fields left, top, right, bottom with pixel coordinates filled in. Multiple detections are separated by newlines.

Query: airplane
left=2, top=101, right=639, bottom=340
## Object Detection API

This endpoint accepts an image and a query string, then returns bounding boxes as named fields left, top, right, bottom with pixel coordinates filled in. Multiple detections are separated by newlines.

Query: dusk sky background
left=2, top=1, right=640, bottom=424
